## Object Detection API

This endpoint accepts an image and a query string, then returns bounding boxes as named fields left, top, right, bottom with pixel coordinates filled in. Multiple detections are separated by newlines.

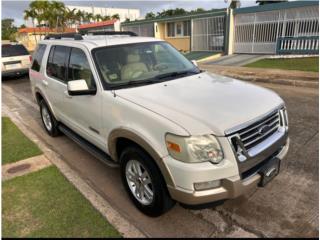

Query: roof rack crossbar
left=44, top=33, right=83, bottom=40
left=88, top=31, right=138, bottom=37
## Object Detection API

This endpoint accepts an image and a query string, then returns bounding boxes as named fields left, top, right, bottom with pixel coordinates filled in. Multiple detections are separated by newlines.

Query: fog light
left=194, top=180, right=221, bottom=191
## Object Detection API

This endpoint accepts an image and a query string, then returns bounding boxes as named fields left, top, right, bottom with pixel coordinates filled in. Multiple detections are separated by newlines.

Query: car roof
left=39, top=35, right=163, bottom=50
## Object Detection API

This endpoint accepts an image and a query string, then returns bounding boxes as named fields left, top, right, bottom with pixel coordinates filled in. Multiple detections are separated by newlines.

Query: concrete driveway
left=205, top=54, right=269, bottom=66
left=2, top=75, right=319, bottom=237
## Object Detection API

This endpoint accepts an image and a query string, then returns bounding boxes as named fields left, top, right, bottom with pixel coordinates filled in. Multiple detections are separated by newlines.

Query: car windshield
left=2, top=44, right=29, bottom=57
left=93, top=41, right=200, bottom=89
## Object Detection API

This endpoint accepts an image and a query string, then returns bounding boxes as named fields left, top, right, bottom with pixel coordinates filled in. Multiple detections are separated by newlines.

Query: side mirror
left=191, top=60, right=198, bottom=67
left=67, top=79, right=96, bottom=96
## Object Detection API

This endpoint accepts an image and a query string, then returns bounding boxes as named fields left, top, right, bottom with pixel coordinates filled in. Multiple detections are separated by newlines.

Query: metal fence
left=191, top=15, right=225, bottom=51
left=276, top=36, right=319, bottom=54
left=234, top=5, right=319, bottom=54
left=122, top=23, right=154, bottom=37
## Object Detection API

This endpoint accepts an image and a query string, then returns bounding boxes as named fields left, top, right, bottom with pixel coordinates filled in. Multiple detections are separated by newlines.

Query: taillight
left=29, top=55, right=32, bottom=62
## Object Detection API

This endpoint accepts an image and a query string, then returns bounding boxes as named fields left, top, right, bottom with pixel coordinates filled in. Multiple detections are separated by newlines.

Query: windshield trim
left=91, top=41, right=200, bottom=90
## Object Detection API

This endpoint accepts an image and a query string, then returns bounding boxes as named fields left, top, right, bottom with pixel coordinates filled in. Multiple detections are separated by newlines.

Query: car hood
left=115, top=72, right=284, bottom=136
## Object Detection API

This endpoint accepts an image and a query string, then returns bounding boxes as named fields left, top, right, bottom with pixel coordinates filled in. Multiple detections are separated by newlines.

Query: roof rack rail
left=44, top=33, right=83, bottom=40
left=88, top=31, right=138, bottom=37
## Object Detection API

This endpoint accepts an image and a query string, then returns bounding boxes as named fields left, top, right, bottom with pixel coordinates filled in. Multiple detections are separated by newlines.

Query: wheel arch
left=34, top=87, right=58, bottom=120
left=108, top=128, right=175, bottom=188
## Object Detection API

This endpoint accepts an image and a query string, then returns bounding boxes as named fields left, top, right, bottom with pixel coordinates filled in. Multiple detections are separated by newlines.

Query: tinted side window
left=46, top=46, right=69, bottom=82
left=68, top=48, right=96, bottom=89
left=31, top=44, right=46, bottom=72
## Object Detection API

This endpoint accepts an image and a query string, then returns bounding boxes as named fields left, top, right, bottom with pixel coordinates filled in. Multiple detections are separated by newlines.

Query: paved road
left=205, top=54, right=269, bottom=66
left=2, top=75, right=319, bottom=237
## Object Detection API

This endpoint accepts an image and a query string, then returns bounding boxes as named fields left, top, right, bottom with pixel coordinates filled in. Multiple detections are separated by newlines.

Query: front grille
left=238, top=110, right=280, bottom=151
left=230, top=109, right=283, bottom=157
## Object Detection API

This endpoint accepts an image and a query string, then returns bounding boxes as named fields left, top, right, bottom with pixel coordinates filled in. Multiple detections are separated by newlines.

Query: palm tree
left=111, top=14, right=120, bottom=20
left=86, top=13, right=94, bottom=23
left=95, top=14, right=103, bottom=22
left=23, top=9, right=38, bottom=43
left=49, top=1, right=66, bottom=32
left=65, top=8, right=77, bottom=28
left=102, top=15, right=111, bottom=21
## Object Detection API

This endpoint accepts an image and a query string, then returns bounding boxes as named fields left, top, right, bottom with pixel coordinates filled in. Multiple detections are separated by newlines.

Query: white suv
left=29, top=32, right=289, bottom=217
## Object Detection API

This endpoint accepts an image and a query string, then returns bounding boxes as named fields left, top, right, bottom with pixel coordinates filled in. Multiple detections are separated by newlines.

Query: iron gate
left=234, top=5, right=319, bottom=54
left=191, top=15, right=225, bottom=51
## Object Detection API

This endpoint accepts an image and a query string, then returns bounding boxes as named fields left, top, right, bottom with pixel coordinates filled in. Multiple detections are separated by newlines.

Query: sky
left=1, top=0, right=258, bottom=27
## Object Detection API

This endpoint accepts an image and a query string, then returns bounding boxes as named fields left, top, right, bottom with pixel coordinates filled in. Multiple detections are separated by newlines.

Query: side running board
left=58, top=124, right=119, bottom=168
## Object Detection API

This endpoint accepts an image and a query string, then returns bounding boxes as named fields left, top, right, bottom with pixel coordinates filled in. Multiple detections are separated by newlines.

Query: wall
left=155, top=22, right=190, bottom=52
left=17, top=33, right=44, bottom=51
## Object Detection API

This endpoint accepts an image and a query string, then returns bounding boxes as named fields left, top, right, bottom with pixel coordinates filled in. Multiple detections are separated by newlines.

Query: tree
left=145, top=12, right=156, bottom=19
left=23, top=9, right=37, bottom=42
left=95, top=14, right=103, bottom=22
left=2, top=18, right=17, bottom=41
left=190, top=8, right=206, bottom=14
left=256, top=0, right=288, bottom=5
left=111, top=14, right=120, bottom=20
left=102, top=15, right=111, bottom=21
left=20, top=24, right=27, bottom=28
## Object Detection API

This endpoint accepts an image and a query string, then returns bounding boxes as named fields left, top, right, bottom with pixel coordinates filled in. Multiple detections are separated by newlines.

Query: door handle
left=64, top=90, right=72, bottom=98
left=42, top=80, right=48, bottom=86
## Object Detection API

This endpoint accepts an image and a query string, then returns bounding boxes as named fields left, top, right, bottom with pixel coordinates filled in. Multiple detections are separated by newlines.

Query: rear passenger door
left=45, top=45, right=70, bottom=120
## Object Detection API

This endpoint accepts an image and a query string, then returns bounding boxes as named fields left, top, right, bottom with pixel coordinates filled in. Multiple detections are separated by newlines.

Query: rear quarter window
left=2, top=44, right=29, bottom=57
left=31, top=44, right=47, bottom=72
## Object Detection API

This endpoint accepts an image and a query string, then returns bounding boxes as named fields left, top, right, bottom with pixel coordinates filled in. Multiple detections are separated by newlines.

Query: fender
left=34, top=87, right=58, bottom=120
left=108, top=128, right=175, bottom=188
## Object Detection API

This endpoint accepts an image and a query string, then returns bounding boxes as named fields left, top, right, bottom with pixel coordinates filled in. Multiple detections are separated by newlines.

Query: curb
left=2, top=100, right=146, bottom=238
left=199, top=65, right=318, bottom=89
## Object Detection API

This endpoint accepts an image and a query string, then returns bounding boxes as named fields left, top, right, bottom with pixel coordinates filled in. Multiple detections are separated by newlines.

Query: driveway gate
left=191, top=15, right=225, bottom=51
left=234, top=5, right=319, bottom=54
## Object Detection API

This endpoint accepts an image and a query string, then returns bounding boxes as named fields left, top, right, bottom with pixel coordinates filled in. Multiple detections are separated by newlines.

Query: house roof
left=121, top=9, right=227, bottom=26
left=18, top=27, right=76, bottom=34
left=78, top=19, right=117, bottom=29
left=234, top=0, right=318, bottom=14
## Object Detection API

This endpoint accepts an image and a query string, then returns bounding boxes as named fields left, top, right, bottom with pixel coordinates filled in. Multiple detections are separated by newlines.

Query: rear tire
left=120, top=146, right=175, bottom=217
left=39, top=100, right=60, bottom=137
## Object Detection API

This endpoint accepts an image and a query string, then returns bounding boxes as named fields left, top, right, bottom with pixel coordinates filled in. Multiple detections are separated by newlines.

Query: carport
left=233, top=1, right=319, bottom=54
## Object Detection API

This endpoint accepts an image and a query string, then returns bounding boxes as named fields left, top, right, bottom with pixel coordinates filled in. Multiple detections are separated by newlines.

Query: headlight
left=165, top=134, right=224, bottom=163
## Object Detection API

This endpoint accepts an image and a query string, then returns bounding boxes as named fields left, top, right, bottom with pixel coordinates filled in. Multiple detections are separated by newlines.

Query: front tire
left=120, top=146, right=175, bottom=217
left=39, top=100, right=60, bottom=137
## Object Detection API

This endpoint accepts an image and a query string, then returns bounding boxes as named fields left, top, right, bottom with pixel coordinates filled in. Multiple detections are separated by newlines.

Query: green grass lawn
left=184, top=51, right=219, bottom=60
left=2, top=166, right=121, bottom=238
left=244, top=57, right=319, bottom=72
left=2, top=117, right=42, bottom=165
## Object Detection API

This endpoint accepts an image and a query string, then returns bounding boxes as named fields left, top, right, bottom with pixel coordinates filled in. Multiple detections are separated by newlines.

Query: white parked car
left=2, top=43, right=31, bottom=77
left=29, top=32, right=289, bottom=217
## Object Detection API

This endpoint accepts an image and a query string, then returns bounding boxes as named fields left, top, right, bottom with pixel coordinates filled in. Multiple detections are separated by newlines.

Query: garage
left=234, top=2, right=319, bottom=54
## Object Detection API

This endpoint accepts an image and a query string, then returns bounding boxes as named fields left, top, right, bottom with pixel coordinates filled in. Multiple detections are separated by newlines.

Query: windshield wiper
left=111, top=79, right=158, bottom=89
left=155, top=70, right=199, bottom=80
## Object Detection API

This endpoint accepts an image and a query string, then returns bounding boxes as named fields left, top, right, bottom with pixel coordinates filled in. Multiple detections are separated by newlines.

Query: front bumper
left=167, top=138, right=290, bottom=205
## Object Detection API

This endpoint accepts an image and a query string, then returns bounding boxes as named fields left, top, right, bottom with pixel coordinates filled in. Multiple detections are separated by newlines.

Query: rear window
left=31, top=44, right=47, bottom=72
left=2, top=44, right=29, bottom=57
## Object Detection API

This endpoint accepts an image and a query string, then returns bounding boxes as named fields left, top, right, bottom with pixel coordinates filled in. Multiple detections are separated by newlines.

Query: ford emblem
left=258, top=125, right=271, bottom=135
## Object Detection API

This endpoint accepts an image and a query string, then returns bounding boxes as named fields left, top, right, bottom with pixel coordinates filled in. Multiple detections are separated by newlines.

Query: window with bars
left=166, top=21, right=190, bottom=37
